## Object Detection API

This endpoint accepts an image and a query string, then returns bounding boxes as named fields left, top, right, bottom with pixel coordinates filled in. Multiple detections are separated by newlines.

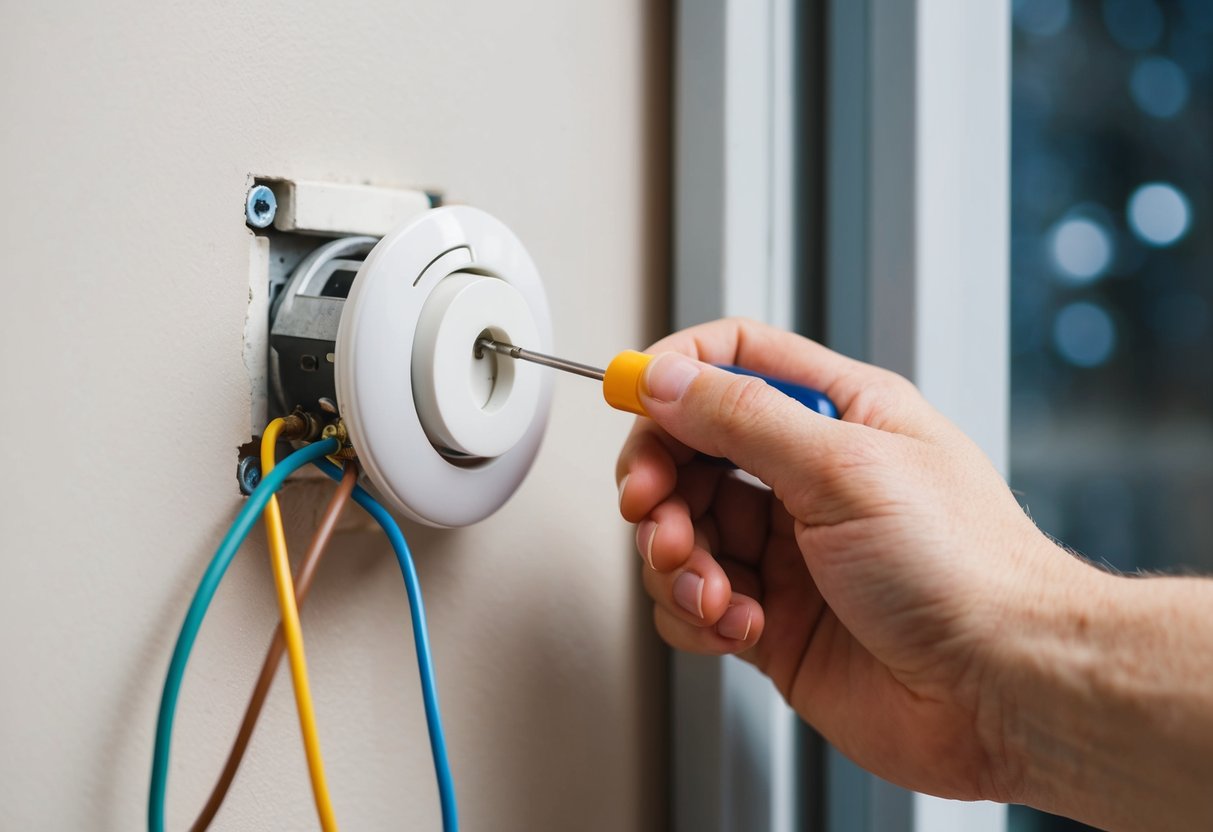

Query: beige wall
left=0, top=1, right=669, bottom=828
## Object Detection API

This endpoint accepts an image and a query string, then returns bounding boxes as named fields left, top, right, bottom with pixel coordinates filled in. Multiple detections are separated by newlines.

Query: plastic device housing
left=270, top=204, right=554, bottom=527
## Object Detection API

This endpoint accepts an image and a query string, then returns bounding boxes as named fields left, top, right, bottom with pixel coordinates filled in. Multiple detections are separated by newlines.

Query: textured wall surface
left=0, top=1, right=669, bottom=828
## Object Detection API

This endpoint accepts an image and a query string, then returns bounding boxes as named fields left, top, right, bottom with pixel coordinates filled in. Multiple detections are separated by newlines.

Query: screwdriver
left=475, top=338, right=838, bottom=419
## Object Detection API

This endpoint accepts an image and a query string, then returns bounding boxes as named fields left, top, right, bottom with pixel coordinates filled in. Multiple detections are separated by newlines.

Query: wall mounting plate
left=244, top=177, right=440, bottom=437
left=269, top=179, right=435, bottom=237
left=335, top=206, right=554, bottom=527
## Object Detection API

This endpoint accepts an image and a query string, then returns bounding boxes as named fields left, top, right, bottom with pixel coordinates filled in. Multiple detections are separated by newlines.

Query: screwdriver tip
left=474, top=337, right=511, bottom=359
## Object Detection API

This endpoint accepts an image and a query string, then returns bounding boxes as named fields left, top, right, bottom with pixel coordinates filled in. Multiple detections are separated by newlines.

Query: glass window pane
left=1011, top=1, right=1213, bottom=828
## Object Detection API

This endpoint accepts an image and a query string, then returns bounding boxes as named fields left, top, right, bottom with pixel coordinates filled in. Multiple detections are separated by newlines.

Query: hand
left=615, top=318, right=1085, bottom=804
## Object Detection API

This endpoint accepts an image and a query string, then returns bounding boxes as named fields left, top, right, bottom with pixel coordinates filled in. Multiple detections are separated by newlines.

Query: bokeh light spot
left=1127, top=182, right=1191, bottom=246
left=1049, top=217, right=1113, bottom=282
left=1053, top=302, right=1116, bottom=367
left=1130, top=57, right=1190, bottom=119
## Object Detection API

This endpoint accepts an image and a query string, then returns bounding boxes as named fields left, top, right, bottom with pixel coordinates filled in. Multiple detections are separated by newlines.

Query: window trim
left=672, top=0, right=1011, bottom=829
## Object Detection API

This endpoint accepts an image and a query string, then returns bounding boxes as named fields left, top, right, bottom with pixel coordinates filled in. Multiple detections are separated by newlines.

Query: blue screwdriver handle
left=715, top=365, right=838, bottom=418
left=696, top=365, right=838, bottom=469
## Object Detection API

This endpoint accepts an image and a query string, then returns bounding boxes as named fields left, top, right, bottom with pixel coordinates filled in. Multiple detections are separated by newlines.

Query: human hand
left=615, top=318, right=1087, bottom=804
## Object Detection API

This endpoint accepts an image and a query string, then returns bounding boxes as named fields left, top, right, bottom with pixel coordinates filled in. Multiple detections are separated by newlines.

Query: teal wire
left=148, top=438, right=338, bottom=832
left=312, top=458, right=459, bottom=832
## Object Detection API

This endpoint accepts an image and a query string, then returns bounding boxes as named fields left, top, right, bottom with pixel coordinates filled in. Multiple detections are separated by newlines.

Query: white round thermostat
left=334, top=206, right=554, bottom=527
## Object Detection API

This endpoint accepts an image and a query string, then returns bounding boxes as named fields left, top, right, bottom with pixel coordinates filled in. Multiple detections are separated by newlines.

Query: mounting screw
left=245, top=184, right=277, bottom=229
left=237, top=456, right=262, bottom=495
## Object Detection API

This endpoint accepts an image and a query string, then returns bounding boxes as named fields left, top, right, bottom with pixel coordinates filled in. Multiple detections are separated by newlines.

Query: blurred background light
left=1053, top=301, right=1117, bottom=367
left=1129, top=56, right=1190, bottom=117
left=1049, top=216, right=1114, bottom=282
left=1102, top=0, right=1165, bottom=50
left=1014, top=0, right=1072, bottom=37
left=1127, top=182, right=1191, bottom=245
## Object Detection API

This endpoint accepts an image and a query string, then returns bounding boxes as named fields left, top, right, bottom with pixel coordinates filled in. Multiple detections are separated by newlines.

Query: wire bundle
left=189, top=462, right=358, bottom=831
left=149, top=422, right=458, bottom=831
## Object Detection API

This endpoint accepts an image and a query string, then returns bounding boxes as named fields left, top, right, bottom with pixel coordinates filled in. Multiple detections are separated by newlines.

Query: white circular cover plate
left=335, top=206, right=554, bottom=527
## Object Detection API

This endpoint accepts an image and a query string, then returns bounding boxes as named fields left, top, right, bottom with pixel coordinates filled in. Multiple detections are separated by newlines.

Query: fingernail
left=636, top=520, right=658, bottom=569
left=644, top=353, right=702, bottom=403
left=673, top=572, right=704, bottom=618
left=618, top=475, right=630, bottom=510
left=717, top=605, right=753, bottom=641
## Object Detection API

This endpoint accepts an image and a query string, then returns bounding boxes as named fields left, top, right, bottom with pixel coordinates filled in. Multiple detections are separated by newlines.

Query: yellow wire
left=261, top=419, right=339, bottom=831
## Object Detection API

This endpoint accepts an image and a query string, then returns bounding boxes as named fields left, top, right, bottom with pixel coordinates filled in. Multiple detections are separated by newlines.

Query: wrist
left=974, top=534, right=1115, bottom=806
left=989, top=545, right=1213, bottom=829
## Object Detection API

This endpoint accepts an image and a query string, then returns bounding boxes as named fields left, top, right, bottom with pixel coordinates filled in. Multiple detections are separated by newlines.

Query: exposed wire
left=312, top=457, right=459, bottom=832
left=149, top=437, right=338, bottom=832
left=152, top=432, right=458, bottom=830
left=190, top=461, right=358, bottom=832
left=260, top=418, right=339, bottom=831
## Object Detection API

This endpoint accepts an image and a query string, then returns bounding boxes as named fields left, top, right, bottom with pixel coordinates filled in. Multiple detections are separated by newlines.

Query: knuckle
left=847, top=368, right=924, bottom=427
left=856, top=368, right=916, bottom=408
left=713, top=375, right=775, bottom=437
left=878, top=368, right=919, bottom=397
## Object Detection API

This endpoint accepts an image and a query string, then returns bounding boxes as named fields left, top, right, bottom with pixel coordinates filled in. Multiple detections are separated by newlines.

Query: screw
left=245, top=184, right=277, bottom=228
left=300, top=354, right=319, bottom=372
left=237, top=456, right=262, bottom=495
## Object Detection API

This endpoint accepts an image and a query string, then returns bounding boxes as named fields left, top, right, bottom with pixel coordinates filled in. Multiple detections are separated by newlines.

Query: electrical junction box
left=244, top=178, right=554, bottom=528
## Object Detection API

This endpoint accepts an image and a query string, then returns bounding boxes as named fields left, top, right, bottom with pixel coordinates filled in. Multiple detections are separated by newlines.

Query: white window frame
left=672, top=1, right=1010, bottom=829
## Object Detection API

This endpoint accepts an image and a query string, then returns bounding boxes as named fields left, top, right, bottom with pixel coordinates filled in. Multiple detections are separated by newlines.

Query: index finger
left=643, top=318, right=937, bottom=437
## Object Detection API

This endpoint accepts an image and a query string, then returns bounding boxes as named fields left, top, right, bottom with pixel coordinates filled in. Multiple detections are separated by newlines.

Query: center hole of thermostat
left=470, top=326, right=515, bottom=413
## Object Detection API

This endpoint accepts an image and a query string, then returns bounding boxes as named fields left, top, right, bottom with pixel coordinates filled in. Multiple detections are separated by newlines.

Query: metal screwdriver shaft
left=478, top=337, right=838, bottom=422
left=476, top=338, right=606, bottom=382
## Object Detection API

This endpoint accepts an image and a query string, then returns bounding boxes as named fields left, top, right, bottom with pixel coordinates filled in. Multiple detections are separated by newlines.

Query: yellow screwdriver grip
left=602, top=350, right=654, bottom=416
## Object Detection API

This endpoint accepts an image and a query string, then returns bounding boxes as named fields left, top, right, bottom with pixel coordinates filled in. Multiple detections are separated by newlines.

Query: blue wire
left=148, top=438, right=337, bottom=832
left=312, top=458, right=459, bottom=832
left=148, top=438, right=459, bottom=832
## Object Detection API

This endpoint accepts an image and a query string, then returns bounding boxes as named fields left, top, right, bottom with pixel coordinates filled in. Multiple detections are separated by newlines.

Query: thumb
left=639, top=351, right=845, bottom=496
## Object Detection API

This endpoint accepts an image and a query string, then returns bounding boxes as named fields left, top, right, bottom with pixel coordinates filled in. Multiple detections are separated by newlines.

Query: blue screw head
left=246, top=184, right=277, bottom=228
left=237, top=455, right=262, bottom=495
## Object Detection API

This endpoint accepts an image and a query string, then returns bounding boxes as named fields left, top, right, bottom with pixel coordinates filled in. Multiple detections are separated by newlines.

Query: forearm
left=999, top=552, right=1213, bottom=830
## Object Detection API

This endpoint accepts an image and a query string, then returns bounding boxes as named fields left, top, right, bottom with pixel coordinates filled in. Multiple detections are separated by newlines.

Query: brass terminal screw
left=320, top=420, right=356, bottom=458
